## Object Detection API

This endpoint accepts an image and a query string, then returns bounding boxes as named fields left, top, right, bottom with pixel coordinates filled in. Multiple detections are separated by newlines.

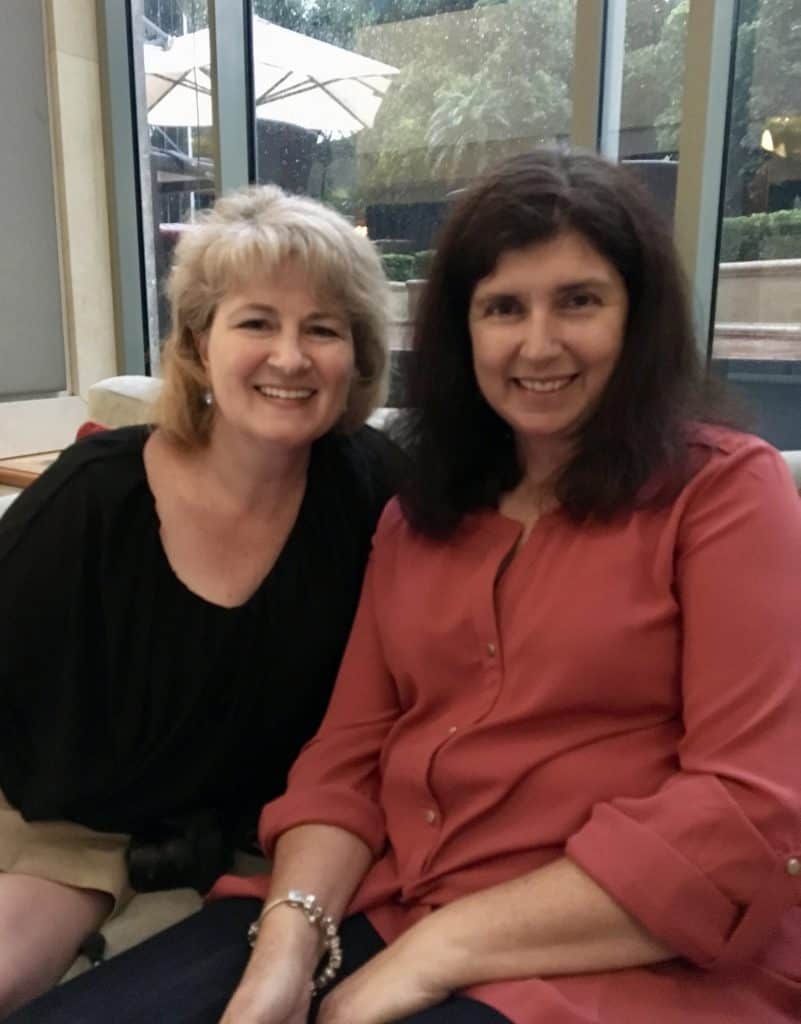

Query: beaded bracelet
left=247, top=890, right=343, bottom=995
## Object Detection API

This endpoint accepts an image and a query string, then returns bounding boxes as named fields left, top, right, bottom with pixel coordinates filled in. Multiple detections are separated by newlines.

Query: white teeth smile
left=516, top=376, right=576, bottom=393
left=256, top=385, right=315, bottom=400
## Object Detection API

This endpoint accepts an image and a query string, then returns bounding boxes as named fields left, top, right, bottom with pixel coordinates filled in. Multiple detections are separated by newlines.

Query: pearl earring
left=202, top=389, right=214, bottom=407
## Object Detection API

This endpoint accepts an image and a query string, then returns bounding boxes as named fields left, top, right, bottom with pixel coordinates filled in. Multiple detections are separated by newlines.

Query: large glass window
left=712, top=0, right=801, bottom=449
left=250, top=0, right=577, bottom=405
left=138, top=0, right=216, bottom=363
left=617, top=0, right=688, bottom=224
left=115, top=0, right=800, bottom=448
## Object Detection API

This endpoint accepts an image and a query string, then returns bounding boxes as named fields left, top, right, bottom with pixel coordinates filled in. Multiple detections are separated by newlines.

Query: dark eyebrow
left=555, top=277, right=614, bottom=293
left=472, top=276, right=615, bottom=305
left=470, top=288, right=520, bottom=306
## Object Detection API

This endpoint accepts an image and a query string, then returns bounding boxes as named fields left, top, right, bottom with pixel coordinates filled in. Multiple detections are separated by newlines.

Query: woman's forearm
left=410, top=856, right=674, bottom=989
left=248, top=824, right=373, bottom=970
left=221, top=826, right=374, bottom=1021
left=267, top=823, right=373, bottom=918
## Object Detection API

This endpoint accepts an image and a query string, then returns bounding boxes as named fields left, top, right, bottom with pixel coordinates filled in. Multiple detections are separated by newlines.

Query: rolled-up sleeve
left=258, top=508, right=403, bottom=858
left=567, top=441, right=801, bottom=966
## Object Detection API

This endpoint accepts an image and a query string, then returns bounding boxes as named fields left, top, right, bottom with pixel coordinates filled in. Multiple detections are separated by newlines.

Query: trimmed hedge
left=381, top=250, right=435, bottom=282
left=383, top=217, right=801, bottom=280
left=720, top=209, right=801, bottom=262
left=413, top=250, right=434, bottom=278
left=381, top=254, right=417, bottom=282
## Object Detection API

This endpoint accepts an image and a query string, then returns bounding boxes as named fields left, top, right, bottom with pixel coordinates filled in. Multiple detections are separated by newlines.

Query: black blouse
left=0, top=425, right=401, bottom=834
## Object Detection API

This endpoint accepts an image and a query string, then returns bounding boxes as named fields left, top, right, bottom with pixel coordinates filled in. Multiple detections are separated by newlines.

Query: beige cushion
left=60, top=888, right=203, bottom=982
left=87, top=376, right=162, bottom=428
left=61, top=850, right=266, bottom=982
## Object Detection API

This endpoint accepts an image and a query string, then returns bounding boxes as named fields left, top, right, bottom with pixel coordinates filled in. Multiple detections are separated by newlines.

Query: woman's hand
left=317, top=929, right=451, bottom=1024
left=218, top=905, right=320, bottom=1024
left=218, top=953, right=312, bottom=1024
left=217, top=824, right=375, bottom=1023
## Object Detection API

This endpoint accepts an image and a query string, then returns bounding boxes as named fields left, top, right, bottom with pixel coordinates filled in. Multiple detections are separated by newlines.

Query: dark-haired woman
left=15, top=149, right=800, bottom=1024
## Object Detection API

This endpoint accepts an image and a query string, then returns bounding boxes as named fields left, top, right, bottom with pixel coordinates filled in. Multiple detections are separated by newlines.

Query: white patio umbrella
left=144, top=34, right=213, bottom=128
left=144, top=16, right=398, bottom=138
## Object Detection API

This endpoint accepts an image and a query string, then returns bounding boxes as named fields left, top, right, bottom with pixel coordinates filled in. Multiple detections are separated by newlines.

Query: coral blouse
left=214, top=428, right=801, bottom=1023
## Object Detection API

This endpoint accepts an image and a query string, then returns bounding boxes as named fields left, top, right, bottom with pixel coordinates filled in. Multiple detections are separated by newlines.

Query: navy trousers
left=5, top=898, right=510, bottom=1024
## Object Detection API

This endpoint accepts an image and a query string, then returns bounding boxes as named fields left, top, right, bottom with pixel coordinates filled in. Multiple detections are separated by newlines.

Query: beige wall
left=714, top=259, right=801, bottom=361
left=48, top=0, right=117, bottom=397
left=716, top=260, right=801, bottom=326
left=0, top=0, right=117, bottom=458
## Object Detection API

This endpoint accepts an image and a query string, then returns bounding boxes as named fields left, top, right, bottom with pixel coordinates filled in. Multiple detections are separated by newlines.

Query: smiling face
left=468, top=231, right=628, bottom=467
left=199, top=263, right=355, bottom=453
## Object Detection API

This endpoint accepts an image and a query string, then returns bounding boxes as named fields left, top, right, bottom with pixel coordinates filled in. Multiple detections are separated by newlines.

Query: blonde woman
left=0, top=186, right=401, bottom=1015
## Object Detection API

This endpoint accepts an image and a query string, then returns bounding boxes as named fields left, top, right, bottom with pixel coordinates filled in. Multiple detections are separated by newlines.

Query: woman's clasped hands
left=221, top=918, right=451, bottom=1024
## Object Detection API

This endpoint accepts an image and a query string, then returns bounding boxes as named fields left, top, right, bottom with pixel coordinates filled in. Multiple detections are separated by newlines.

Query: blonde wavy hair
left=155, top=185, right=389, bottom=445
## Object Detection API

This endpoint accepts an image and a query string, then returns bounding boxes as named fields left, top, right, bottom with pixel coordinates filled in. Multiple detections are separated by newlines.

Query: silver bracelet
left=247, top=889, right=343, bottom=995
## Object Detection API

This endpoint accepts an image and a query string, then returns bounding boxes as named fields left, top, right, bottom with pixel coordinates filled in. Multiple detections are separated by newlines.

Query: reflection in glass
left=251, top=0, right=577, bottom=405
left=137, top=0, right=216, bottom=360
left=617, top=0, right=688, bottom=224
left=713, top=0, right=801, bottom=449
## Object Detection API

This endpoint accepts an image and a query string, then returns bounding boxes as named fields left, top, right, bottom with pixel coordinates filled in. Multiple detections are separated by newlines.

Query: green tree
left=253, top=0, right=309, bottom=35
left=625, top=0, right=678, bottom=48
left=356, top=0, right=573, bottom=198
left=620, top=0, right=801, bottom=211
left=175, top=0, right=209, bottom=30
left=619, top=0, right=685, bottom=153
left=163, top=0, right=801, bottom=228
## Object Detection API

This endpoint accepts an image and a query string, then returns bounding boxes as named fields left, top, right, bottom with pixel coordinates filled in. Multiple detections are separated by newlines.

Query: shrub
left=720, top=209, right=801, bottom=262
left=381, top=250, right=438, bottom=281
left=413, top=250, right=435, bottom=278
left=381, top=253, right=417, bottom=281
left=383, top=218, right=801, bottom=282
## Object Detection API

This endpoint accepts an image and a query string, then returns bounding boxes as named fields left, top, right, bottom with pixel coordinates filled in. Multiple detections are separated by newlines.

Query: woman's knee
left=1, top=897, right=260, bottom=1023
left=0, top=873, right=111, bottom=1015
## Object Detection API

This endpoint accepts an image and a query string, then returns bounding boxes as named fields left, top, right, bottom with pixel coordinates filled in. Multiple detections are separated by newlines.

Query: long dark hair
left=395, top=148, right=735, bottom=537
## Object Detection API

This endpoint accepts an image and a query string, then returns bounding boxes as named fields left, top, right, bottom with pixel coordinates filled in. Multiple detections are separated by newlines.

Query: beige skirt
left=0, top=788, right=133, bottom=913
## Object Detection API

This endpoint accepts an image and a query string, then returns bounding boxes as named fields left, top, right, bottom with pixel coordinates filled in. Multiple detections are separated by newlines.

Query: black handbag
left=125, top=808, right=234, bottom=894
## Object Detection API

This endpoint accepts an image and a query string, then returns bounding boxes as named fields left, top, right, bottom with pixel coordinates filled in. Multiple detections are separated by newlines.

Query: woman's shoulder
left=339, top=423, right=407, bottom=478
left=1, top=426, right=150, bottom=533
left=38, top=424, right=147, bottom=495
left=686, top=423, right=792, bottom=480
left=374, top=495, right=407, bottom=537
left=319, top=425, right=407, bottom=515
left=687, top=422, right=769, bottom=456
left=679, top=422, right=800, bottom=511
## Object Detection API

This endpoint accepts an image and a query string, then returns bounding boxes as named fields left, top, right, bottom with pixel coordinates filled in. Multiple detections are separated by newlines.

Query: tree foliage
left=150, top=0, right=801, bottom=218
left=355, top=0, right=574, bottom=197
